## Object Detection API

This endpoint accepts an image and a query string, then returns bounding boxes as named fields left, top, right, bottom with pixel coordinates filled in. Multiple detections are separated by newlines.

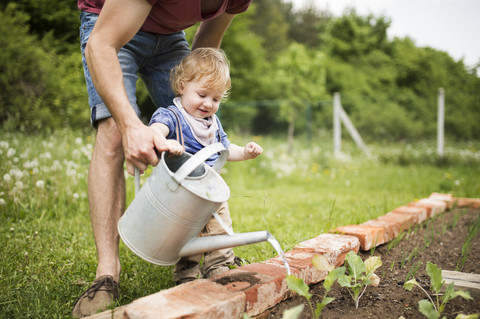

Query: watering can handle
left=133, top=143, right=228, bottom=194
left=173, top=142, right=228, bottom=185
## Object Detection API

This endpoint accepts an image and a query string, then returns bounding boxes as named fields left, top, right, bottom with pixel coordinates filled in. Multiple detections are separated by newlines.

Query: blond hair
left=171, top=48, right=231, bottom=99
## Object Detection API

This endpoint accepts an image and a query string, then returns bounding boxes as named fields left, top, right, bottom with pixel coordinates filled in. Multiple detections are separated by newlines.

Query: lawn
left=1, top=129, right=479, bottom=318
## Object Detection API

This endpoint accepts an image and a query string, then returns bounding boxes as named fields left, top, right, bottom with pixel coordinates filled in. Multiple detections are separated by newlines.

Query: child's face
left=180, top=78, right=224, bottom=119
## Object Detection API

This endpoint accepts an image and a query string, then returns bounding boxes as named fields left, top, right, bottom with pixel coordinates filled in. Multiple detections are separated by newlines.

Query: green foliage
left=1, top=0, right=79, bottom=52
left=456, top=214, right=480, bottom=271
left=325, top=9, right=391, bottom=62
left=337, top=251, right=382, bottom=309
left=0, top=4, right=89, bottom=132
left=404, top=262, right=474, bottom=319
left=285, top=254, right=344, bottom=319
left=1, top=131, right=480, bottom=317
left=1, top=1, right=479, bottom=140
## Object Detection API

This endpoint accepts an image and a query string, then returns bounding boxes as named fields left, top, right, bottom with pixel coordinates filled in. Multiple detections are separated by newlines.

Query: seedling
left=285, top=254, right=344, bottom=319
left=337, top=251, right=382, bottom=309
left=456, top=214, right=480, bottom=271
left=387, top=231, right=405, bottom=253
left=404, top=261, right=474, bottom=319
left=404, top=260, right=422, bottom=283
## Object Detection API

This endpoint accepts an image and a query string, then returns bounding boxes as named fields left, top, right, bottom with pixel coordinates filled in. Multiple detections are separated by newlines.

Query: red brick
left=376, top=211, right=415, bottom=234
left=330, top=225, right=386, bottom=251
left=120, top=280, right=245, bottom=319
left=294, top=233, right=360, bottom=267
left=409, top=198, right=446, bottom=216
left=361, top=219, right=398, bottom=242
left=456, top=197, right=480, bottom=208
left=393, top=205, right=428, bottom=224
left=211, top=263, right=296, bottom=317
left=429, top=192, right=455, bottom=210
left=264, top=248, right=328, bottom=285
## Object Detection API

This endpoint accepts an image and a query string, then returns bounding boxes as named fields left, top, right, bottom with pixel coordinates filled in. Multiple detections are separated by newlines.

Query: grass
left=1, top=129, right=480, bottom=318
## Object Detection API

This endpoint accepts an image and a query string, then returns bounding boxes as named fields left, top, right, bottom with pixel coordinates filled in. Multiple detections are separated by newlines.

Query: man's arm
left=86, top=0, right=169, bottom=174
left=192, top=13, right=236, bottom=49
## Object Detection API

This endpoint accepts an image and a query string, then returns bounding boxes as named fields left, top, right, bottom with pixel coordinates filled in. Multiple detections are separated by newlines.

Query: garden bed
left=259, top=207, right=480, bottom=318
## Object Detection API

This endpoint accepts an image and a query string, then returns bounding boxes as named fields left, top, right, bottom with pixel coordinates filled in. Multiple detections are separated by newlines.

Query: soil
left=258, top=207, right=480, bottom=319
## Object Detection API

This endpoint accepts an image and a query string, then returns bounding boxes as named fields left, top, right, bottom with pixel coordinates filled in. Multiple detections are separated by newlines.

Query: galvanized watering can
left=118, top=143, right=269, bottom=266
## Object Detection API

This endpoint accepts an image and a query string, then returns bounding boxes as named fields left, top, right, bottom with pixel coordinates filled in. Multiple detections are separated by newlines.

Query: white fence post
left=333, top=92, right=371, bottom=157
left=333, top=92, right=341, bottom=154
left=437, top=88, right=445, bottom=157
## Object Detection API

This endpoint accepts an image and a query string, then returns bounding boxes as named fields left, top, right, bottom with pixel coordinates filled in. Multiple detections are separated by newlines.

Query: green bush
left=0, top=4, right=89, bottom=132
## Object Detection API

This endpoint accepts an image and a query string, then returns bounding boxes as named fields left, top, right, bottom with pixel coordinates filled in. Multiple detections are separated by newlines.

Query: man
left=73, top=0, right=252, bottom=316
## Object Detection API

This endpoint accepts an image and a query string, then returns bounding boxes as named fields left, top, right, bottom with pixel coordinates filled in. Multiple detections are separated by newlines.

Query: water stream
left=267, top=232, right=292, bottom=276
left=214, top=211, right=291, bottom=276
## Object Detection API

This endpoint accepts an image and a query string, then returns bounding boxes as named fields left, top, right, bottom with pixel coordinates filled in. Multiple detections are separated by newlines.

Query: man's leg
left=73, top=118, right=124, bottom=317
left=89, top=118, right=125, bottom=282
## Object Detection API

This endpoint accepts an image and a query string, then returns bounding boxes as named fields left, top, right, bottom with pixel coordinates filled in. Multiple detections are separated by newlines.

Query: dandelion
left=75, top=137, right=83, bottom=145
left=24, top=252, right=28, bottom=257
left=3, top=173, right=11, bottom=182
left=73, top=193, right=80, bottom=200
left=7, top=148, right=16, bottom=157
left=15, top=181, right=24, bottom=189
left=10, top=168, right=24, bottom=179
left=39, top=152, right=52, bottom=160
left=454, top=180, right=461, bottom=186
left=10, top=227, right=14, bottom=232
left=0, top=141, right=9, bottom=149
left=0, top=198, right=5, bottom=205
left=36, top=180, right=45, bottom=188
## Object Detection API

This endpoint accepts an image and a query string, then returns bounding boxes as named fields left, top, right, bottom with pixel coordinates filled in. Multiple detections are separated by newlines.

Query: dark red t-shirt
left=78, top=0, right=252, bottom=34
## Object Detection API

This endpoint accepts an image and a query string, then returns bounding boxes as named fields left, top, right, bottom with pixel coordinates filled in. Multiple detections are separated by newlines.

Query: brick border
left=84, top=193, right=478, bottom=318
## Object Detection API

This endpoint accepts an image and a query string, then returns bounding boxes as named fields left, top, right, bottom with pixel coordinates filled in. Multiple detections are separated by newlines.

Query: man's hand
left=122, top=124, right=170, bottom=176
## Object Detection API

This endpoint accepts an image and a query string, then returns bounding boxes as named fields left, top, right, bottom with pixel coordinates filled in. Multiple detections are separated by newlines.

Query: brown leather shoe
left=72, top=275, right=119, bottom=318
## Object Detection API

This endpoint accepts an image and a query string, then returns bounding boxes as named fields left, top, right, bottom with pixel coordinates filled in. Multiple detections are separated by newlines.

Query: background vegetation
left=1, top=131, right=479, bottom=317
left=1, top=1, right=479, bottom=317
left=1, top=0, right=479, bottom=140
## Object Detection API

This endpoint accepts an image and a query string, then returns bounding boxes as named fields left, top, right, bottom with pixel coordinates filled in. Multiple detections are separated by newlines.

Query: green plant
left=456, top=214, right=480, bottom=271
left=387, top=231, right=405, bottom=253
left=424, top=220, right=435, bottom=249
left=448, top=211, right=461, bottom=230
left=405, top=260, right=422, bottom=283
left=337, top=251, right=382, bottom=309
left=404, top=262, right=475, bottom=319
left=285, top=254, right=345, bottom=319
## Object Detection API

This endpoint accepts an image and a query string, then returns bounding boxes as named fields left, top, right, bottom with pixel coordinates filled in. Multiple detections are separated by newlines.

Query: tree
left=272, top=42, right=327, bottom=151
left=325, top=9, right=391, bottom=62
left=1, top=0, right=79, bottom=53
left=0, top=4, right=88, bottom=131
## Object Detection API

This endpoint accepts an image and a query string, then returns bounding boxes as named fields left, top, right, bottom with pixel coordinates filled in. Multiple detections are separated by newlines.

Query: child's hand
left=165, top=140, right=184, bottom=156
left=244, top=142, right=263, bottom=159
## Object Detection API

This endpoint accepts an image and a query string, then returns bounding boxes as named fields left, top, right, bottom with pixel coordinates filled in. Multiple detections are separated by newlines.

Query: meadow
left=1, top=129, right=479, bottom=318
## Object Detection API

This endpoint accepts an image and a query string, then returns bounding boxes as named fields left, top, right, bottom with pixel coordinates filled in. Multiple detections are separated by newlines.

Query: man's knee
left=95, top=118, right=124, bottom=159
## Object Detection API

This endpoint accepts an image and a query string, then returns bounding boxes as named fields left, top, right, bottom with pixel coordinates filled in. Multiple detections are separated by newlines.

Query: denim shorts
left=79, top=11, right=190, bottom=127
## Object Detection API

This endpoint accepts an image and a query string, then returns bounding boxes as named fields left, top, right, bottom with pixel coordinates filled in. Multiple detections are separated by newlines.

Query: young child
left=149, top=48, right=262, bottom=284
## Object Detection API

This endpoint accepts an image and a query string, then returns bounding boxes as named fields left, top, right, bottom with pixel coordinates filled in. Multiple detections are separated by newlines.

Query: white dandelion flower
left=36, top=180, right=45, bottom=188
left=7, top=148, right=16, bottom=157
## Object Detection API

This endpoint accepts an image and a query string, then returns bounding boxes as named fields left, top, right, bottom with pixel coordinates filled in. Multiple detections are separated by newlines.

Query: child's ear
left=178, top=81, right=185, bottom=95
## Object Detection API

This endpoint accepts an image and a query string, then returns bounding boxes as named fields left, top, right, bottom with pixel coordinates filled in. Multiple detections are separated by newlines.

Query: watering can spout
left=179, top=231, right=270, bottom=257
